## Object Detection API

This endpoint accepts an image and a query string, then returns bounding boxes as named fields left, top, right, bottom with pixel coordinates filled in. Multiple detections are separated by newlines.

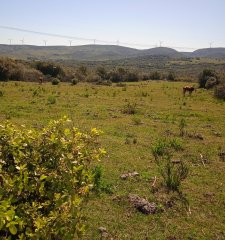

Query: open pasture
left=0, top=81, right=224, bottom=239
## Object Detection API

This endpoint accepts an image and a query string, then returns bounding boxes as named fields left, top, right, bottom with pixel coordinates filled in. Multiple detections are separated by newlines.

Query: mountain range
left=0, top=44, right=225, bottom=61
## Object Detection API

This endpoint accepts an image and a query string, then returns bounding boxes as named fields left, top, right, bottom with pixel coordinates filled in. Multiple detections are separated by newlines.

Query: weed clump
left=47, top=95, right=56, bottom=104
left=151, top=138, right=188, bottom=193
left=123, top=102, right=137, bottom=114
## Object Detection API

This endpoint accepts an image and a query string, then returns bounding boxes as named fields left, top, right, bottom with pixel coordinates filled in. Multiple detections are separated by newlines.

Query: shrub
left=141, top=73, right=150, bottom=81
left=125, top=71, right=139, bottom=82
left=123, top=102, right=137, bottom=114
left=0, top=90, right=4, bottom=97
left=71, top=78, right=78, bottom=85
left=47, top=95, right=56, bottom=104
left=86, top=74, right=102, bottom=83
left=150, top=71, right=161, bottom=80
left=198, top=69, right=218, bottom=88
left=92, top=166, right=113, bottom=194
left=51, top=78, right=60, bottom=85
left=96, top=66, right=107, bottom=80
left=179, top=118, right=187, bottom=137
left=167, top=72, right=176, bottom=81
left=0, top=58, right=14, bottom=81
left=95, top=80, right=112, bottom=86
left=0, top=117, right=105, bottom=239
left=205, top=77, right=218, bottom=89
left=214, top=84, right=225, bottom=101
left=132, top=116, right=142, bottom=125
left=152, top=138, right=188, bottom=192
left=36, top=62, right=64, bottom=78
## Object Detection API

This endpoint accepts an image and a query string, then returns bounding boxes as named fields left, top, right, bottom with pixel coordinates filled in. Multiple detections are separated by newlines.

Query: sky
left=0, top=0, right=225, bottom=51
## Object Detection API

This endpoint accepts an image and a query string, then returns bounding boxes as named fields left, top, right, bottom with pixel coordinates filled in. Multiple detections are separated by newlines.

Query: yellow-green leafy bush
left=0, top=117, right=105, bottom=239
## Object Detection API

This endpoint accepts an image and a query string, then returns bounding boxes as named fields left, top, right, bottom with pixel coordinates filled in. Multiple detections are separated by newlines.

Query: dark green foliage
left=71, top=78, right=78, bottom=85
left=51, top=78, right=60, bottom=85
left=92, top=166, right=113, bottom=194
left=205, top=77, right=218, bottom=89
left=198, top=69, right=218, bottom=88
left=214, top=84, right=225, bottom=100
left=125, top=71, right=139, bottom=82
left=108, top=70, right=124, bottom=83
left=167, top=72, right=176, bottom=81
left=36, top=62, right=64, bottom=78
left=150, top=71, right=161, bottom=80
left=108, top=68, right=140, bottom=83
left=96, top=66, right=108, bottom=80
left=0, top=58, right=11, bottom=81
left=0, top=117, right=105, bottom=239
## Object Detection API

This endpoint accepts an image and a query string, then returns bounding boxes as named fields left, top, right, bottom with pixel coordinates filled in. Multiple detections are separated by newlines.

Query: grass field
left=0, top=81, right=225, bottom=239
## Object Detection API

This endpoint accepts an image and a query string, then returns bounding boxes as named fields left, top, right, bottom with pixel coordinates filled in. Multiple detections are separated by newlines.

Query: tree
left=198, top=69, right=218, bottom=89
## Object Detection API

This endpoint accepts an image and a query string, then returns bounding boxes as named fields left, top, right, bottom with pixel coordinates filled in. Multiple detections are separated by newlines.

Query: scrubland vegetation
left=0, top=55, right=225, bottom=239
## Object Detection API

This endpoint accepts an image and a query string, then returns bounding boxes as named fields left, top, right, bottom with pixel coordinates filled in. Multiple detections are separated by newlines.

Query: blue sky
left=0, top=0, right=225, bottom=50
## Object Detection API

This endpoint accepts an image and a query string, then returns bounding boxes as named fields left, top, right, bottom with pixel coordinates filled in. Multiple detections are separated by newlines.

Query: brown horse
left=183, top=86, right=195, bottom=96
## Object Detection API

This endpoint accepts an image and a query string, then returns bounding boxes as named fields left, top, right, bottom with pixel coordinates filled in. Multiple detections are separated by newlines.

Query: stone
left=128, top=194, right=157, bottom=214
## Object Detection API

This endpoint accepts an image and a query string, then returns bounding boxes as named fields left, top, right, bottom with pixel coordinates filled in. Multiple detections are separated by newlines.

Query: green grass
left=0, top=81, right=225, bottom=239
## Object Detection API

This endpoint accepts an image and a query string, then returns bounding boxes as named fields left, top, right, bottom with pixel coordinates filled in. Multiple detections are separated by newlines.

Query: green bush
left=36, top=62, right=64, bottom=78
left=205, top=77, right=218, bottom=89
left=51, top=78, right=60, bottom=85
left=0, top=117, right=105, bottom=239
left=214, top=84, right=225, bottom=101
left=167, top=72, right=176, bottom=81
left=123, top=102, right=137, bottom=114
left=47, top=95, right=56, bottom=104
left=71, top=78, right=78, bottom=85
left=150, top=71, right=161, bottom=80
left=198, top=69, right=218, bottom=89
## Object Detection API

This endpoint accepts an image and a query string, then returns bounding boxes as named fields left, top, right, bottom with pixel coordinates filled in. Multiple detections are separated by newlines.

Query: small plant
left=47, top=95, right=56, bottom=104
left=0, top=90, right=4, bottom=97
left=71, top=78, right=78, bottom=85
left=92, top=166, right=113, bottom=194
left=132, top=116, right=142, bottom=125
left=151, top=138, right=188, bottom=193
left=116, top=82, right=126, bottom=87
left=51, top=78, right=60, bottom=85
left=140, top=91, right=149, bottom=97
left=123, top=102, right=137, bottom=114
left=179, top=118, right=187, bottom=136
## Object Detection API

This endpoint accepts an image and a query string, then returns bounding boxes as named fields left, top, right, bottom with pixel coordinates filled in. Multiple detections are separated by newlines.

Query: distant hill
left=0, top=44, right=225, bottom=61
left=191, top=48, right=225, bottom=58
left=0, top=44, right=139, bottom=61
left=140, top=47, right=183, bottom=58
